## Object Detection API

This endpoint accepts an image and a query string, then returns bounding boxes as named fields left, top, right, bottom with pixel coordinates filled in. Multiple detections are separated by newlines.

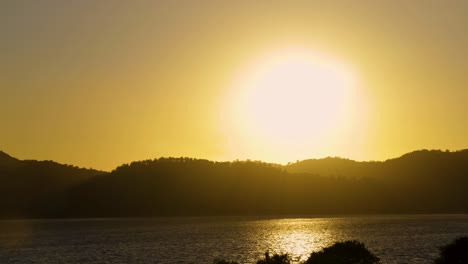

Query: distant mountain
left=285, top=156, right=365, bottom=177
left=0, top=149, right=467, bottom=218
left=0, top=151, right=22, bottom=170
left=0, top=151, right=105, bottom=218
left=285, top=149, right=468, bottom=181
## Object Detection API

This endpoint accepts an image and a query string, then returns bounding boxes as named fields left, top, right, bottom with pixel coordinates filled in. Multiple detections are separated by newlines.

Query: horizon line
left=2, top=148, right=467, bottom=172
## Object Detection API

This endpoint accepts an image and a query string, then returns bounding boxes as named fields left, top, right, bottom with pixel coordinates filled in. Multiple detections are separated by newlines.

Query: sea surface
left=0, top=215, right=467, bottom=263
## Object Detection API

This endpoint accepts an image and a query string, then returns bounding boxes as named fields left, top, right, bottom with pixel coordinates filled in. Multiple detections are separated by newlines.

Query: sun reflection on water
left=252, top=218, right=344, bottom=263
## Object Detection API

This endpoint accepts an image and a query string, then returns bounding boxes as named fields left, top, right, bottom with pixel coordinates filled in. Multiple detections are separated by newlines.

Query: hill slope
left=0, top=149, right=467, bottom=218
left=0, top=151, right=105, bottom=218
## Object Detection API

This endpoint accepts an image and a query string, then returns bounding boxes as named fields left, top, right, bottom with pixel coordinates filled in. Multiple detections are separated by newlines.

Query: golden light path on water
left=250, top=218, right=345, bottom=263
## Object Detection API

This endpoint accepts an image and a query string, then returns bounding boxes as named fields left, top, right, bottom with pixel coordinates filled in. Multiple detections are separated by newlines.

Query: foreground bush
left=214, top=241, right=379, bottom=264
left=213, top=260, right=239, bottom=264
left=434, top=236, right=468, bottom=264
left=256, top=252, right=291, bottom=264
left=213, top=252, right=290, bottom=264
left=305, top=240, right=380, bottom=264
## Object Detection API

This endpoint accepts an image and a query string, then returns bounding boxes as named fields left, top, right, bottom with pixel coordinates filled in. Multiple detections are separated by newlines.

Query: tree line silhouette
left=0, top=149, right=467, bottom=218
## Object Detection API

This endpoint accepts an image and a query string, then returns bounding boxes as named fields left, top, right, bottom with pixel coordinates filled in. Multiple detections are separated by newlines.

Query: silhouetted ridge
left=0, top=150, right=16, bottom=160
left=0, top=152, right=105, bottom=218
left=285, top=157, right=363, bottom=176
left=0, top=149, right=467, bottom=218
left=0, top=150, right=22, bottom=170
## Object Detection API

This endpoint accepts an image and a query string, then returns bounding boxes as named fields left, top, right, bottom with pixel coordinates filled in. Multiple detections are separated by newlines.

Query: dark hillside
left=0, top=150, right=467, bottom=218
left=0, top=151, right=105, bottom=218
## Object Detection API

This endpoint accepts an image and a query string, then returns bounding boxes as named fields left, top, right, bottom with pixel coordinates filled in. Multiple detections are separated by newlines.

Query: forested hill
left=0, top=149, right=467, bottom=218
left=0, top=151, right=105, bottom=218
left=285, top=149, right=468, bottom=180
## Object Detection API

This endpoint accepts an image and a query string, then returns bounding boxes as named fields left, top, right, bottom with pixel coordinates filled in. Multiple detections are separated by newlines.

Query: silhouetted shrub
left=305, top=240, right=379, bottom=264
left=213, top=259, right=239, bottom=264
left=434, top=236, right=468, bottom=264
left=256, top=252, right=291, bottom=264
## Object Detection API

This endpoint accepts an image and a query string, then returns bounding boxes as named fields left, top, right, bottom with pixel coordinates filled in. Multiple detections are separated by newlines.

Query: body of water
left=0, top=215, right=467, bottom=263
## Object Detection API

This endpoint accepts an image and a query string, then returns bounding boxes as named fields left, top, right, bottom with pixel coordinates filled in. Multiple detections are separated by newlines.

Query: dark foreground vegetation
left=0, top=149, right=467, bottom=218
left=214, top=240, right=378, bottom=264
left=434, top=237, right=468, bottom=264
left=214, top=237, right=468, bottom=264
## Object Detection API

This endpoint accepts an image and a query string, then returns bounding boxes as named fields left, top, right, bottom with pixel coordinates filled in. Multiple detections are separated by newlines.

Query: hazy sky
left=2, top=0, right=467, bottom=170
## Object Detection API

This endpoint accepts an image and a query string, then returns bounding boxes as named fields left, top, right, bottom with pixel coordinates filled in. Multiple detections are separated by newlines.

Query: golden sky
left=1, top=1, right=467, bottom=170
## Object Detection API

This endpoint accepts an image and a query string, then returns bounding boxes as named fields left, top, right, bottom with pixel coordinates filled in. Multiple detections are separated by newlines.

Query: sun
left=222, top=48, right=359, bottom=162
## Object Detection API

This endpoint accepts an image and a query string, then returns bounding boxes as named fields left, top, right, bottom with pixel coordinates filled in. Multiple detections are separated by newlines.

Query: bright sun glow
left=223, top=48, right=361, bottom=162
